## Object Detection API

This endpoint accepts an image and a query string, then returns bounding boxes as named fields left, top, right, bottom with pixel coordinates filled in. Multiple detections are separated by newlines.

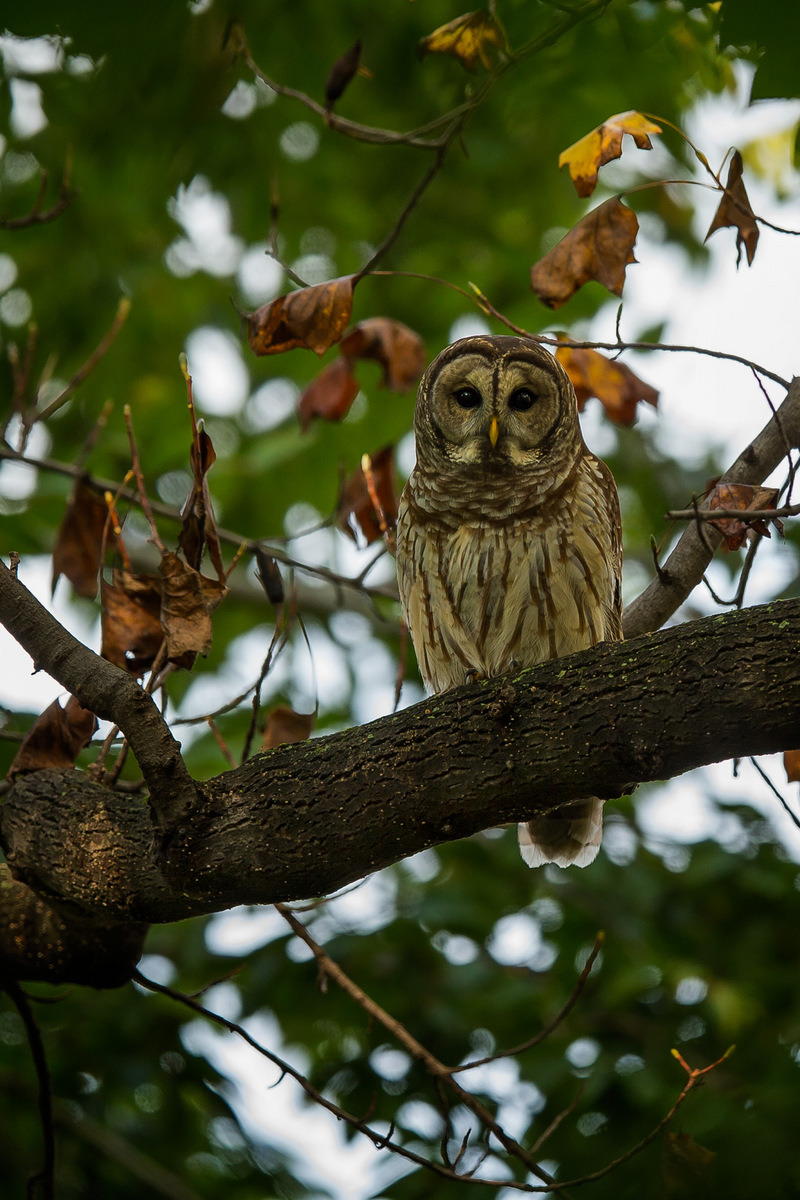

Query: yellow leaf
left=559, top=111, right=662, bottom=198
left=418, top=10, right=507, bottom=72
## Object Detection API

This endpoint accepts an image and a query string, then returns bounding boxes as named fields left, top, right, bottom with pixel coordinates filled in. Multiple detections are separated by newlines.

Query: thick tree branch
left=2, top=599, right=799, bottom=939
left=0, top=558, right=198, bottom=835
left=623, top=376, right=800, bottom=637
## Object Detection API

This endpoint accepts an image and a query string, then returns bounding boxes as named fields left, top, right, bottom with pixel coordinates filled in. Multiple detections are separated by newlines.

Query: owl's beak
left=488, top=417, right=500, bottom=449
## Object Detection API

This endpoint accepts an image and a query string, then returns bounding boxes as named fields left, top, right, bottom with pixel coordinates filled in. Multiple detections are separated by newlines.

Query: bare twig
left=450, top=934, right=604, bottom=1073
left=33, top=298, right=131, bottom=427
left=0, top=160, right=77, bottom=231
left=2, top=979, right=54, bottom=1200
left=749, top=757, right=800, bottom=832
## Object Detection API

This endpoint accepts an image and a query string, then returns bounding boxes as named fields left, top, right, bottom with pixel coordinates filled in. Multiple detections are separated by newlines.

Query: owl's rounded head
left=414, top=335, right=582, bottom=476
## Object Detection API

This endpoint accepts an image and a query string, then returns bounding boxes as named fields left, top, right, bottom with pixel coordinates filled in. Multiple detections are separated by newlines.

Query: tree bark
left=2, top=597, right=799, bottom=984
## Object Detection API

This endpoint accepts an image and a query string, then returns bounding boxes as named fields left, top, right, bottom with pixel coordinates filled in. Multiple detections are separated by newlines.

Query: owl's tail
left=517, top=797, right=603, bottom=868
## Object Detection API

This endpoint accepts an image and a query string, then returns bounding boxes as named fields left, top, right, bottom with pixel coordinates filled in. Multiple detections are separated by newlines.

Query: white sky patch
left=184, top=326, right=249, bottom=415
left=237, top=243, right=284, bottom=307
left=166, top=175, right=244, bottom=278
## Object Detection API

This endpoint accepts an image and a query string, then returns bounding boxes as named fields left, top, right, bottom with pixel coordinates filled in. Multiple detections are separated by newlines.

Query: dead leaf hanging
left=556, top=344, right=659, bottom=426
left=179, top=426, right=225, bottom=581
left=337, top=445, right=398, bottom=547
left=8, top=694, right=97, bottom=779
left=559, top=111, right=662, bottom=198
left=101, top=571, right=164, bottom=676
left=262, top=705, right=315, bottom=750
left=52, top=477, right=116, bottom=599
left=707, top=481, right=780, bottom=551
left=339, top=317, right=426, bottom=391
left=705, top=150, right=759, bottom=266
left=247, top=276, right=357, bottom=357
left=530, top=198, right=639, bottom=309
left=325, top=40, right=363, bottom=107
left=159, top=550, right=227, bottom=670
left=298, top=357, right=361, bottom=431
left=418, top=10, right=507, bottom=71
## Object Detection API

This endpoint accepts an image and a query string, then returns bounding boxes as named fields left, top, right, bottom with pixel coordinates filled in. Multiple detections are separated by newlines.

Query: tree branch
left=2, top=598, right=799, bottom=939
left=623, top=376, right=800, bottom=637
left=0, top=557, right=198, bottom=836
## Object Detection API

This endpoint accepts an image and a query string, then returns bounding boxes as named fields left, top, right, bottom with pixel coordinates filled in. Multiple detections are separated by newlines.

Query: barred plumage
left=395, top=335, right=622, bottom=868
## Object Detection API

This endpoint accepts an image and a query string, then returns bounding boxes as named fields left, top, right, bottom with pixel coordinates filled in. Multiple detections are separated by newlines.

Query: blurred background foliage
left=2, top=1, right=800, bottom=1197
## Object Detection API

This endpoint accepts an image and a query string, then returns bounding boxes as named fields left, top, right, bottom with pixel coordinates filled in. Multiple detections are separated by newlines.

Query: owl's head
left=413, top=335, right=582, bottom=478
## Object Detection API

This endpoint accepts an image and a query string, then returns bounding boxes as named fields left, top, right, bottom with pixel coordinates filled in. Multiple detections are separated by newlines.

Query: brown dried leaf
left=325, top=40, right=362, bottom=106
left=337, top=445, right=398, bottom=547
left=340, top=317, right=426, bottom=391
left=8, top=694, right=97, bottom=779
left=530, top=198, right=638, bottom=309
left=247, top=277, right=357, bottom=357
left=159, top=550, right=227, bottom=669
left=707, top=482, right=779, bottom=550
left=556, top=344, right=659, bottom=426
left=101, top=571, right=163, bottom=676
left=52, top=477, right=116, bottom=599
left=418, top=9, right=507, bottom=71
left=784, top=749, right=800, bottom=783
left=262, top=705, right=315, bottom=751
left=179, top=426, right=225, bottom=580
left=254, top=549, right=285, bottom=608
left=705, top=150, right=759, bottom=266
left=559, top=111, right=662, bottom=198
left=298, top=357, right=360, bottom=432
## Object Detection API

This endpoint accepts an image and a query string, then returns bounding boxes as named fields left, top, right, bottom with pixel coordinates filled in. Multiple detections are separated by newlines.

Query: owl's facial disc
left=425, top=352, right=566, bottom=470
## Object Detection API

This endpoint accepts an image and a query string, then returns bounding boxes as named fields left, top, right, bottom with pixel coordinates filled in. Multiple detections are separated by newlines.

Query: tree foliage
left=2, top=2, right=800, bottom=1197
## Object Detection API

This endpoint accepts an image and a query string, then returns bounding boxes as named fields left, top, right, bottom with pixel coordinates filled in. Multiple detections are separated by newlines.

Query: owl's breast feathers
left=396, top=450, right=622, bottom=693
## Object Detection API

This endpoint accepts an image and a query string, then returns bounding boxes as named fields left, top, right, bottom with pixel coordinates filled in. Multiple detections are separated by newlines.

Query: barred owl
left=395, top=335, right=622, bottom=868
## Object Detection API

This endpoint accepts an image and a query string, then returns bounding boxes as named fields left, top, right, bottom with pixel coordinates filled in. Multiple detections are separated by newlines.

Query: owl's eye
left=453, top=386, right=482, bottom=409
left=508, top=388, right=536, bottom=412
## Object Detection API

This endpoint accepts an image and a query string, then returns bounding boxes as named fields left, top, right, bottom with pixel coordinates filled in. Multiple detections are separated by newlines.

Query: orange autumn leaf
left=556, top=344, right=659, bottom=426
left=179, top=424, right=225, bottom=580
left=707, top=482, right=780, bottom=551
left=247, top=276, right=357, bottom=357
left=8, top=694, right=97, bottom=779
left=298, top=356, right=360, bottom=432
left=418, top=10, right=507, bottom=71
left=340, top=317, right=426, bottom=391
left=559, top=110, right=662, bottom=198
left=262, top=705, right=315, bottom=751
left=530, top=197, right=638, bottom=309
left=52, top=476, right=116, bottom=600
left=705, top=149, right=759, bottom=266
left=784, top=749, right=800, bottom=784
left=338, top=445, right=398, bottom=547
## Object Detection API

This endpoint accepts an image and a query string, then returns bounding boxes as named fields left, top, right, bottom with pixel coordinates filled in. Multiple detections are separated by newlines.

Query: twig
left=0, top=159, right=77, bottom=230
left=0, top=447, right=399, bottom=605
left=206, top=717, right=237, bottom=768
left=529, top=1083, right=585, bottom=1157
left=551, top=1047, right=735, bottom=1190
left=2, top=979, right=55, bottom=1200
left=358, top=146, right=449, bottom=277
left=34, top=298, right=131, bottom=425
left=131, top=969, right=549, bottom=1191
left=123, top=406, right=165, bottom=553
left=749, top=757, right=800, bottom=832
left=450, top=934, right=604, bottom=1073
left=667, top=503, right=800, bottom=522
left=274, top=903, right=568, bottom=1195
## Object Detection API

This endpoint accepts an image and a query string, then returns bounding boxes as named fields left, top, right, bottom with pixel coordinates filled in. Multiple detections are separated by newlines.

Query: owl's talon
left=464, top=668, right=480, bottom=684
